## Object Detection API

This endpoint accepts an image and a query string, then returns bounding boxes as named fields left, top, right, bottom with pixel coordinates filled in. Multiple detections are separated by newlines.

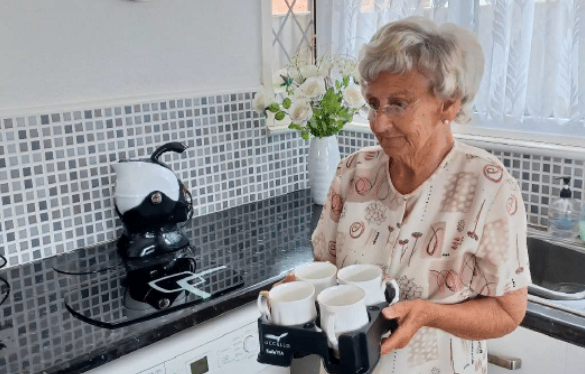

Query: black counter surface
left=0, top=190, right=318, bottom=374
left=0, top=189, right=583, bottom=374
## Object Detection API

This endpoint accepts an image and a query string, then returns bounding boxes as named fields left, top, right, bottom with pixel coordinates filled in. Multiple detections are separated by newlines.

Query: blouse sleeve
left=311, top=160, right=346, bottom=263
left=470, top=178, right=532, bottom=297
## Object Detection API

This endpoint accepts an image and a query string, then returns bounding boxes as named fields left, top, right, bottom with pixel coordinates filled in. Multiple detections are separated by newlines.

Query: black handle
left=150, top=142, right=188, bottom=164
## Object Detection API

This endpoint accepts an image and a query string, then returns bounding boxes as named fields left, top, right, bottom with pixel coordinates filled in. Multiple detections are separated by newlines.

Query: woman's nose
left=369, top=112, right=392, bottom=134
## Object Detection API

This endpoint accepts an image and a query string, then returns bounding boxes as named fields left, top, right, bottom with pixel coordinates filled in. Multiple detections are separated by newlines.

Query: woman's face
left=364, top=70, right=448, bottom=159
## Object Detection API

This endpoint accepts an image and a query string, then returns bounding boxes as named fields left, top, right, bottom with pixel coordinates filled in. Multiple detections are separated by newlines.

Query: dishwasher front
left=85, top=302, right=294, bottom=374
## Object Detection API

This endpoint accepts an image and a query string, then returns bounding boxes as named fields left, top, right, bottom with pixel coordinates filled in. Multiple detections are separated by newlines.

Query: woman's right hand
left=272, top=271, right=296, bottom=288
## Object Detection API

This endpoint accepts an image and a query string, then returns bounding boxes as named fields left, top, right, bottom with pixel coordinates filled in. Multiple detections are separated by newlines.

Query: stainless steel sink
left=527, top=231, right=585, bottom=301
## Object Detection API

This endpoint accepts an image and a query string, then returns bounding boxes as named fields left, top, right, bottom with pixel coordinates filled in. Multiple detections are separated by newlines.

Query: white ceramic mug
left=337, top=264, right=399, bottom=306
left=317, top=284, right=370, bottom=355
left=294, top=261, right=338, bottom=297
left=257, top=281, right=317, bottom=326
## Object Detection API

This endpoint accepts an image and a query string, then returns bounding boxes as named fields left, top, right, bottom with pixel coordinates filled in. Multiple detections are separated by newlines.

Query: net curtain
left=316, top=0, right=585, bottom=129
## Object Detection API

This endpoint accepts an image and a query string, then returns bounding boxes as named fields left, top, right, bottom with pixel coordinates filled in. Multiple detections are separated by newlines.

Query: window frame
left=261, top=0, right=585, bottom=154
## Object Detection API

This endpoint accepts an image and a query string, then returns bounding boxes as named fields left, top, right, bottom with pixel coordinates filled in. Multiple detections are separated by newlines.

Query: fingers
left=380, top=322, right=417, bottom=354
left=382, top=300, right=408, bottom=321
left=380, top=301, right=419, bottom=355
left=284, top=271, right=296, bottom=282
left=272, top=271, right=296, bottom=288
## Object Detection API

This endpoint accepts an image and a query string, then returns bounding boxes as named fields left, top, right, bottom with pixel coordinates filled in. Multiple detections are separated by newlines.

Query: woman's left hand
left=380, top=288, right=528, bottom=355
left=380, top=299, right=433, bottom=355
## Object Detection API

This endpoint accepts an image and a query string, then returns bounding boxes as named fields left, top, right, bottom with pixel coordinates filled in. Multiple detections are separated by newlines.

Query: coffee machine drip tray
left=54, top=244, right=244, bottom=329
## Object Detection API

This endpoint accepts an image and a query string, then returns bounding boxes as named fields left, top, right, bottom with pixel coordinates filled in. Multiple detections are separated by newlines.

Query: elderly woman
left=312, top=17, right=531, bottom=374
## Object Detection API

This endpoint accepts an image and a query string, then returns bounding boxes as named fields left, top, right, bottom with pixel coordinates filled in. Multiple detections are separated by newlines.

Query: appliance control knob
left=243, top=334, right=259, bottom=353
left=158, top=298, right=171, bottom=309
left=151, top=192, right=162, bottom=204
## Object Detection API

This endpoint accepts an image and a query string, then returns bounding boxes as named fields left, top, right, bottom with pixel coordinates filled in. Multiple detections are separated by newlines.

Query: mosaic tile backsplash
left=336, top=128, right=585, bottom=231
left=2, top=95, right=584, bottom=268
left=0, top=91, right=310, bottom=267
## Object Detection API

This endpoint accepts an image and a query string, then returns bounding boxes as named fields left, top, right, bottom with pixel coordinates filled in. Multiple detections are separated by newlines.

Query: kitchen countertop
left=0, top=190, right=317, bottom=374
left=1, top=189, right=584, bottom=374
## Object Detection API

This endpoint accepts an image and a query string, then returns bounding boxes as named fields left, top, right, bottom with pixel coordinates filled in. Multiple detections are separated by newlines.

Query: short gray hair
left=358, top=17, right=484, bottom=124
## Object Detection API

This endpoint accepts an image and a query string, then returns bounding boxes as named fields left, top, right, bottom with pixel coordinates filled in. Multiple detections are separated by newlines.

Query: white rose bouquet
left=252, top=55, right=365, bottom=140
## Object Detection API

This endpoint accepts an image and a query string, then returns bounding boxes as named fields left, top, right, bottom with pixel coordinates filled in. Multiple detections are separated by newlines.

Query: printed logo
left=264, top=333, right=291, bottom=349
left=266, top=349, right=284, bottom=356
left=147, top=266, right=228, bottom=299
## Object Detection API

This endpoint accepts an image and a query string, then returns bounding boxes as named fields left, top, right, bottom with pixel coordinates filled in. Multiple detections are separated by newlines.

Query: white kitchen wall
left=0, top=0, right=262, bottom=112
left=0, top=1, right=314, bottom=268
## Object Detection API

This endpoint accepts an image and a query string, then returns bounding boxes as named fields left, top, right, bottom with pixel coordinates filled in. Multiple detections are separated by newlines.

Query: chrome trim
left=526, top=228, right=585, bottom=256
left=488, top=353, right=522, bottom=370
left=528, top=284, right=585, bottom=301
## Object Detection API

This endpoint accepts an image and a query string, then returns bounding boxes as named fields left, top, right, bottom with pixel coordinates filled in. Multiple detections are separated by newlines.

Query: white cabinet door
left=486, top=326, right=566, bottom=374
left=565, top=342, right=585, bottom=374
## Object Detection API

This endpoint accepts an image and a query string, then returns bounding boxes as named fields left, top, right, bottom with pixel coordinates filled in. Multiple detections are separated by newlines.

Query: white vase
left=307, top=135, right=341, bottom=205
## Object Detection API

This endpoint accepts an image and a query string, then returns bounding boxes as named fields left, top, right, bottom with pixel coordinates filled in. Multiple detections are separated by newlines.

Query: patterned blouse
left=312, top=141, right=531, bottom=374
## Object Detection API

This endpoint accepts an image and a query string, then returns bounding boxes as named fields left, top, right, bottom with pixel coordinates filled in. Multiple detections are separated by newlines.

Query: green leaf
left=316, top=119, right=327, bottom=134
left=275, top=111, right=285, bottom=121
left=306, top=122, right=318, bottom=137
left=288, top=123, right=304, bottom=131
left=282, top=98, right=291, bottom=109
left=343, top=76, right=350, bottom=86
left=268, top=103, right=280, bottom=113
left=335, top=81, right=341, bottom=90
left=301, top=130, right=310, bottom=140
left=322, top=91, right=342, bottom=113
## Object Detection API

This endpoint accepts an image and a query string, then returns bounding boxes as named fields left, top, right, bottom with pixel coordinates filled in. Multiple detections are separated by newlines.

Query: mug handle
left=257, top=290, right=271, bottom=321
left=324, top=314, right=338, bottom=350
left=382, top=278, right=400, bottom=305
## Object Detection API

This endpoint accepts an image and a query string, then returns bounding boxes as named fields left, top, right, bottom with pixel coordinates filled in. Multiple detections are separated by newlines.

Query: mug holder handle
left=257, top=290, right=271, bottom=321
left=257, top=302, right=399, bottom=374
left=383, top=278, right=400, bottom=305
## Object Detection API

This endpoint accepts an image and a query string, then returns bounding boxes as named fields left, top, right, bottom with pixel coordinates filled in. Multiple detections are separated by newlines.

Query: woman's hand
left=273, top=258, right=324, bottom=288
left=272, top=271, right=296, bottom=288
left=379, top=288, right=528, bottom=355
left=380, top=299, right=433, bottom=355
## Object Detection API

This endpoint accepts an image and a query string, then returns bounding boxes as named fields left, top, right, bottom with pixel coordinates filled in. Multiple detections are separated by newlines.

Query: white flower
left=289, top=89, right=307, bottom=101
left=288, top=100, right=313, bottom=125
left=317, top=56, right=335, bottom=76
left=343, top=85, right=365, bottom=109
left=252, top=88, right=274, bottom=113
left=272, top=69, right=289, bottom=93
left=352, top=66, right=361, bottom=84
left=337, top=57, right=357, bottom=76
left=299, top=77, right=326, bottom=99
left=299, top=64, right=319, bottom=79
left=267, top=111, right=292, bottom=127
left=287, top=66, right=303, bottom=84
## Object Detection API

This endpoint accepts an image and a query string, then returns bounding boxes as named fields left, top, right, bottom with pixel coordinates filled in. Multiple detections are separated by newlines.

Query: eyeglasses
left=366, top=99, right=420, bottom=120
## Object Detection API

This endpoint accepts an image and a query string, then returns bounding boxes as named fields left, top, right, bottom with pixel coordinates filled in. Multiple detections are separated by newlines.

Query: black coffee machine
left=112, top=142, right=197, bottom=311
left=112, top=142, right=193, bottom=259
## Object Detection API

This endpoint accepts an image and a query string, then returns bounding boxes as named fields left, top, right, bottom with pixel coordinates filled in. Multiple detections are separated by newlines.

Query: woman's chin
left=380, top=136, right=407, bottom=151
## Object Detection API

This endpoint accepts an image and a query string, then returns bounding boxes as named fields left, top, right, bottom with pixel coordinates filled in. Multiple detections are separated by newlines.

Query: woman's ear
left=440, top=98, right=461, bottom=123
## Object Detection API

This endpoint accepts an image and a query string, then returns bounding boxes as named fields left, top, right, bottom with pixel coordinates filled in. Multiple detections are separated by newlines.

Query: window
left=313, top=0, right=585, bottom=146
left=264, top=0, right=315, bottom=72
left=260, top=0, right=316, bottom=130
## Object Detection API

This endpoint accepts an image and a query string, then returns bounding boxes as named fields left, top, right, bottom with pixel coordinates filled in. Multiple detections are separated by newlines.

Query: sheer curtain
left=316, top=0, right=585, bottom=137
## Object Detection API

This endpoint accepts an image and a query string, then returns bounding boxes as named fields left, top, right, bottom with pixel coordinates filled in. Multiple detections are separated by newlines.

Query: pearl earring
left=444, top=120, right=449, bottom=125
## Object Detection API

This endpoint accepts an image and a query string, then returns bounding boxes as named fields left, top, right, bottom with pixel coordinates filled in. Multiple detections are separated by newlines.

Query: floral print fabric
left=312, top=141, right=531, bottom=374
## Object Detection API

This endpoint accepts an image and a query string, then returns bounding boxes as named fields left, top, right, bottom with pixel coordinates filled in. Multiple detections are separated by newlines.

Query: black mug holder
left=257, top=284, right=399, bottom=374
